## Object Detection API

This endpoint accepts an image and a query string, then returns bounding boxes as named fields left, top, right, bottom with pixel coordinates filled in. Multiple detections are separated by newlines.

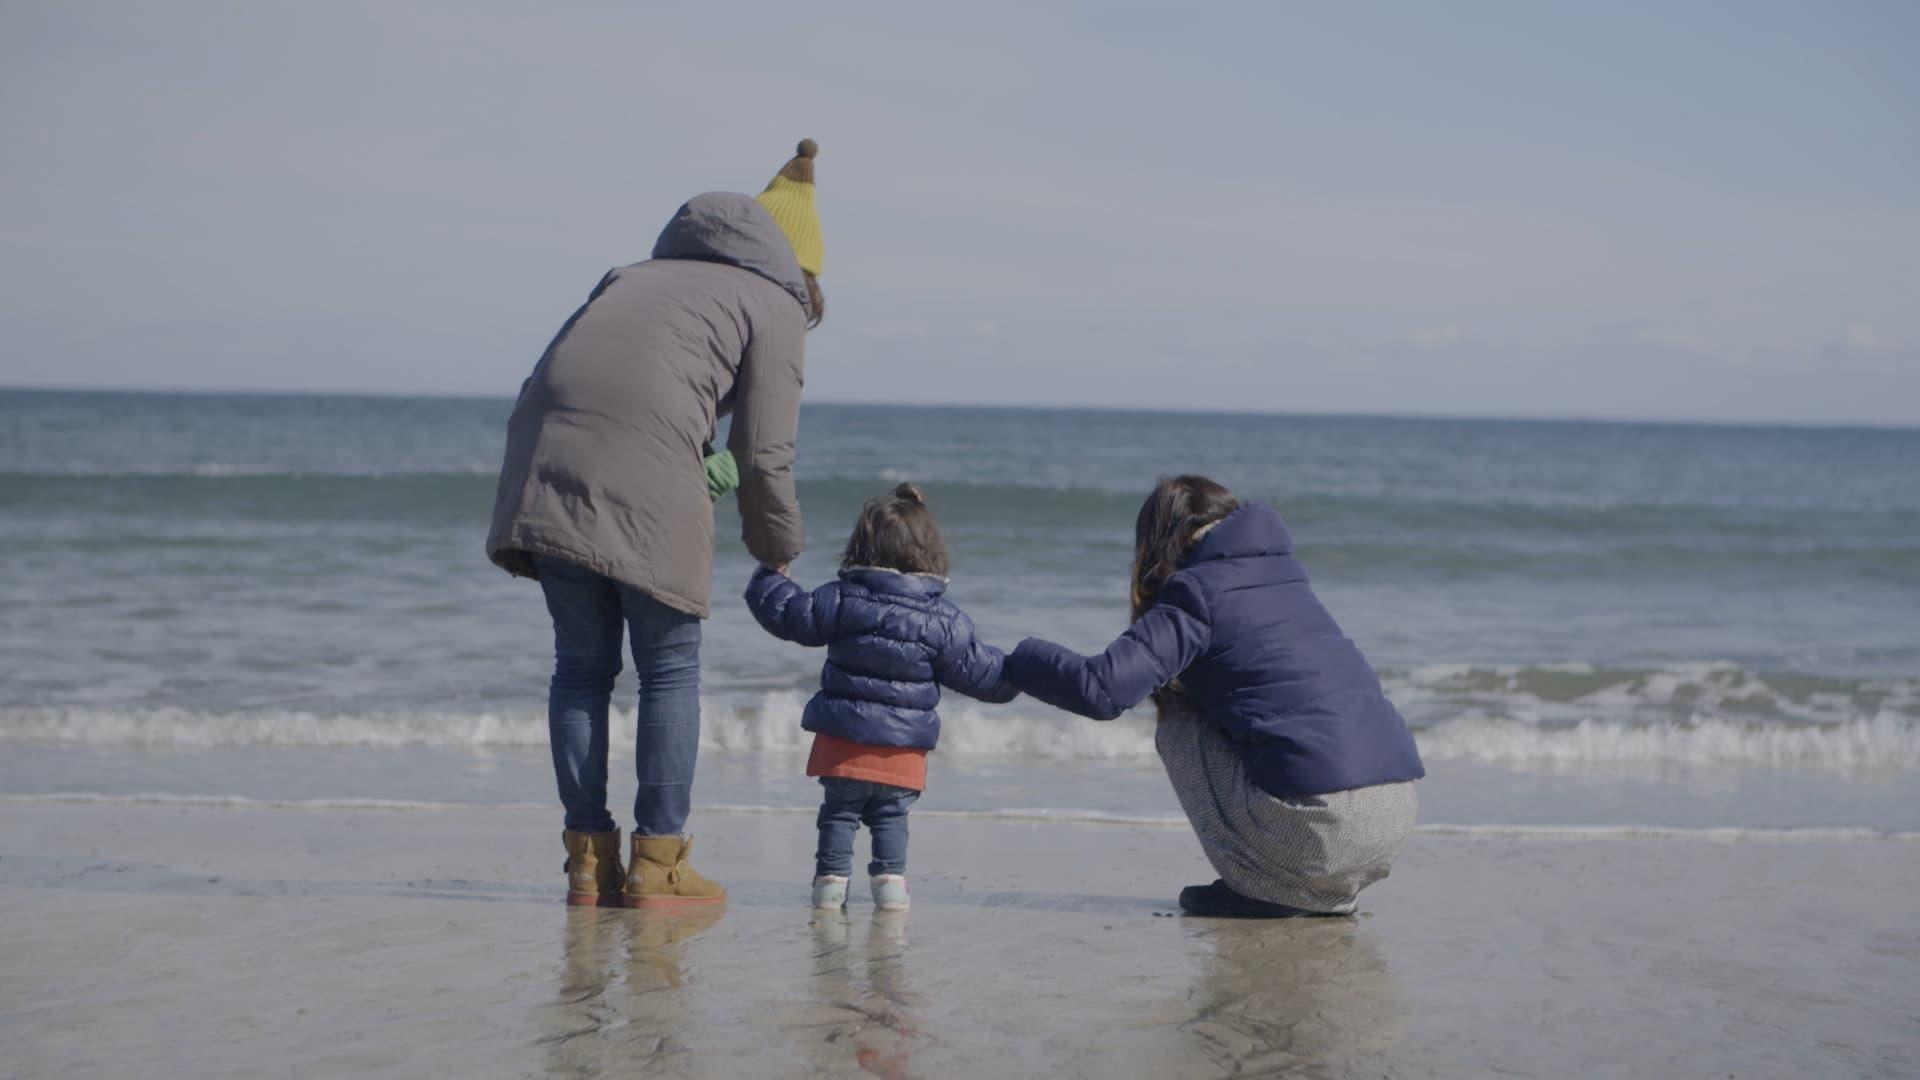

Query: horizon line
left=2, top=382, right=1916, bottom=433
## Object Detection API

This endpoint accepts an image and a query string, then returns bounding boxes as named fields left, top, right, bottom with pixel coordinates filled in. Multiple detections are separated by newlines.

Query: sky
left=1, top=2, right=1916, bottom=424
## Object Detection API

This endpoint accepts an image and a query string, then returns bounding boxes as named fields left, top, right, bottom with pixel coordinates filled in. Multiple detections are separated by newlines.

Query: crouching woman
left=1005, top=475, right=1425, bottom=917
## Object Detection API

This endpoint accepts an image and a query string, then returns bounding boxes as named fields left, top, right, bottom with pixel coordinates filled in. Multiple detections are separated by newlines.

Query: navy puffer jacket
left=1006, top=502, right=1425, bottom=797
left=746, top=566, right=1017, bottom=749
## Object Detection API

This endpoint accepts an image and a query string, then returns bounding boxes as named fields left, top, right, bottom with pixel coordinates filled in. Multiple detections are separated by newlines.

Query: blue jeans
left=536, top=555, right=701, bottom=836
left=815, top=777, right=920, bottom=878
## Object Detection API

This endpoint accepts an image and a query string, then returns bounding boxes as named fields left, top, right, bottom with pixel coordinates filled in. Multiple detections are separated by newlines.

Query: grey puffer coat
left=486, top=193, right=810, bottom=617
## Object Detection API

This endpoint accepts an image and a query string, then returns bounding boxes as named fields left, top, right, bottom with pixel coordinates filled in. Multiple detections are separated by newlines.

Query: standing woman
left=488, top=141, right=826, bottom=907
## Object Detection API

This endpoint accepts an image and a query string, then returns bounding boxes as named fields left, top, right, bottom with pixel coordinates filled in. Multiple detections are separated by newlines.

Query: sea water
left=3, top=390, right=1916, bottom=831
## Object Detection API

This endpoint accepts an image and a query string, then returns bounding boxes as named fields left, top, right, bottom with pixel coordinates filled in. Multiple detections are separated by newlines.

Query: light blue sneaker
left=811, top=874, right=849, bottom=909
left=870, top=874, right=910, bottom=911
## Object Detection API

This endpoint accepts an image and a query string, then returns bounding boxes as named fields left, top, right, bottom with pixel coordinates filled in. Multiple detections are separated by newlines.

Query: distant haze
left=2, top=2, right=1916, bottom=424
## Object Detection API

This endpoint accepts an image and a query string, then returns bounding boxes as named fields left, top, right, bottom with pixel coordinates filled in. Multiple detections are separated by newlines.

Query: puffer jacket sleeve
left=744, top=566, right=840, bottom=647
left=728, top=302, right=807, bottom=567
left=931, top=608, right=1019, bottom=704
left=1006, top=575, right=1211, bottom=721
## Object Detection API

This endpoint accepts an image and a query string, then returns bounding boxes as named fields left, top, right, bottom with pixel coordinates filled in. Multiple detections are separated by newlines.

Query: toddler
left=746, top=483, right=1016, bottom=910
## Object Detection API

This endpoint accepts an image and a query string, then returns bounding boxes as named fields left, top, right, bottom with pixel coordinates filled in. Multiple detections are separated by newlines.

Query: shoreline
left=6, top=791, right=1920, bottom=842
left=4, top=800, right=1915, bottom=1077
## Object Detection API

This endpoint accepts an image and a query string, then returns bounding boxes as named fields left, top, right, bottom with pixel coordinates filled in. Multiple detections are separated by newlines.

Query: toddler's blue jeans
left=536, top=555, right=701, bottom=837
left=815, top=777, right=919, bottom=878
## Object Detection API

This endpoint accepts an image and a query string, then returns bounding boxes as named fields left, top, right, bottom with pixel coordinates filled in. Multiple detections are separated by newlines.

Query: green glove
left=703, top=448, right=739, bottom=502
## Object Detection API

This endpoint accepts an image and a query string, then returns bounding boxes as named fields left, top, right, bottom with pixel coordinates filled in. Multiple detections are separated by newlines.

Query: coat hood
left=651, top=192, right=810, bottom=308
left=1186, top=502, right=1294, bottom=565
left=840, top=566, right=949, bottom=600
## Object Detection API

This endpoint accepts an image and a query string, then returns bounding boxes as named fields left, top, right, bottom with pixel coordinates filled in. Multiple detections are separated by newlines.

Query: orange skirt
left=806, top=733, right=928, bottom=792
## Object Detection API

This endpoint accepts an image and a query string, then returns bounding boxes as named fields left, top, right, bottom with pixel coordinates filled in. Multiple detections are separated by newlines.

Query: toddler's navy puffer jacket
left=746, top=566, right=1017, bottom=749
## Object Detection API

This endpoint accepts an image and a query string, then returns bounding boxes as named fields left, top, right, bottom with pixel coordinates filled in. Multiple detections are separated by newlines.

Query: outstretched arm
left=1005, top=579, right=1210, bottom=721
left=744, top=566, right=840, bottom=647
left=932, top=610, right=1019, bottom=704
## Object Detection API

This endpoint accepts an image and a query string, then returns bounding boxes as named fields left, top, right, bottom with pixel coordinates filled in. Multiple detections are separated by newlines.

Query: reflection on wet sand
left=792, top=911, right=920, bottom=1078
left=1179, top=917, right=1405, bottom=1074
left=8, top=803, right=1912, bottom=1077
left=529, top=893, right=1402, bottom=1077
left=539, top=906, right=727, bottom=1079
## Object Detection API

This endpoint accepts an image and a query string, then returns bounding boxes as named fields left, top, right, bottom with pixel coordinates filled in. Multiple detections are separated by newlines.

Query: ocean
left=3, top=389, right=1917, bottom=832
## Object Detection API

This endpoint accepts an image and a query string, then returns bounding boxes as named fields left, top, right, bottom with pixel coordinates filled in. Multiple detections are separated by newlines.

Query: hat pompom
left=758, top=137, right=824, bottom=276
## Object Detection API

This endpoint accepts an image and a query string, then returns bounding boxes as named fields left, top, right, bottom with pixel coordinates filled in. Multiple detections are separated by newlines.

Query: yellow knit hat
left=756, top=139, right=823, bottom=276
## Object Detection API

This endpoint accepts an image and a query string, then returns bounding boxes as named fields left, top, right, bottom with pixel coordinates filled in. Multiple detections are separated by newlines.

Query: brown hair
left=842, top=482, right=948, bottom=577
left=804, top=272, right=825, bottom=329
left=1130, top=475, right=1240, bottom=621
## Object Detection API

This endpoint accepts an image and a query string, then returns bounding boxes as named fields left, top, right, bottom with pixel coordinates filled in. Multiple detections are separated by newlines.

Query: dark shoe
left=1177, top=880, right=1330, bottom=918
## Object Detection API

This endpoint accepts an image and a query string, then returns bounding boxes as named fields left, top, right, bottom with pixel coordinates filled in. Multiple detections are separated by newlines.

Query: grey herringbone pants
left=1155, top=703, right=1417, bottom=914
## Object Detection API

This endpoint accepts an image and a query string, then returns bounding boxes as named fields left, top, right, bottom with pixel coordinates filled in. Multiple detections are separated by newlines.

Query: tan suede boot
left=624, top=834, right=726, bottom=908
left=562, top=829, right=625, bottom=907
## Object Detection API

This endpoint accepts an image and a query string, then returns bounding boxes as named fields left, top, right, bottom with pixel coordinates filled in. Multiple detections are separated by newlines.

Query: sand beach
left=3, top=798, right=1914, bottom=1078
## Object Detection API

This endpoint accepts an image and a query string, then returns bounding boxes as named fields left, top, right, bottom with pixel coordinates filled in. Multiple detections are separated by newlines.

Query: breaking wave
left=1386, top=660, right=1920, bottom=727
left=4, top=660, right=1917, bottom=773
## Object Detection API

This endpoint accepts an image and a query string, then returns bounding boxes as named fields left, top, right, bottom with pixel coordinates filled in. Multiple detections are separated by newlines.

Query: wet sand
left=2, top=801, right=1915, bottom=1078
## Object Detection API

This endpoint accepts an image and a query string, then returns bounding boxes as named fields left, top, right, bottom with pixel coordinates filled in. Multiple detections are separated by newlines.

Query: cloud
left=1410, top=326, right=1463, bottom=346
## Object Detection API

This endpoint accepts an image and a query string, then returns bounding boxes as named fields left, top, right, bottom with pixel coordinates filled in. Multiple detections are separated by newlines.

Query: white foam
left=2, top=683, right=1914, bottom=773
left=0, top=696, right=1159, bottom=760
left=0, top=705, right=556, bottom=750
left=1415, top=712, right=1920, bottom=770
left=3, top=792, right=1914, bottom=842
left=1384, top=660, right=1920, bottom=729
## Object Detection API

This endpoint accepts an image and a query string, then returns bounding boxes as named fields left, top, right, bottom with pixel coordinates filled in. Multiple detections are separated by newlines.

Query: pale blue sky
left=2, top=2, right=1916, bottom=423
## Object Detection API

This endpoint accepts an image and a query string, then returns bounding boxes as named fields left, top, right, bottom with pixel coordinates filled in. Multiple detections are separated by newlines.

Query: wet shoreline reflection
left=796, top=911, right=919, bottom=1078
left=1180, top=917, right=1406, bottom=1072
left=540, top=906, right=727, bottom=1077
